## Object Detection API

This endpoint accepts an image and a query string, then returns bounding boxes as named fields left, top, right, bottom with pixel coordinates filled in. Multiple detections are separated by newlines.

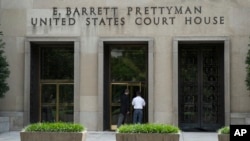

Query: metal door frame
left=99, top=38, right=154, bottom=130
left=40, top=81, right=74, bottom=122
left=109, top=82, right=146, bottom=130
left=24, top=37, right=80, bottom=125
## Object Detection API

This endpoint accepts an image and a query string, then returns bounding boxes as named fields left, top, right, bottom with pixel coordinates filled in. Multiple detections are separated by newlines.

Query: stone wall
left=0, top=112, right=23, bottom=131
left=1, top=0, right=250, bottom=131
left=231, top=113, right=250, bottom=125
left=0, top=117, right=9, bottom=133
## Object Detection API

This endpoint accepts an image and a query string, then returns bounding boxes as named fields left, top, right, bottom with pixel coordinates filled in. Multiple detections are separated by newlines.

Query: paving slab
left=180, top=132, right=218, bottom=141
left=0, top=131, right=218, bottom=141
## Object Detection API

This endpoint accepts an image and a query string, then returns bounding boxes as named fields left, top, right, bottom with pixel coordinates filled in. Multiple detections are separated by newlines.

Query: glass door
left=30, top=43, right=74, bottom=123
left=39, top=45, right=74, bottom=122
left=110, top=82, right=146, bottom=130
left=110, top=83, right=127, bottom=130
left=41, top=84, right=56, bottom=122
left=58, top=84, right=74, bottom=122
left=40, top=83, right=74, bottom=122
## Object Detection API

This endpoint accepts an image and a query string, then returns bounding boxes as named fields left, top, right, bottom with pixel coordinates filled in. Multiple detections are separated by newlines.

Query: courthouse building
left=0, top=0, right=250, bottom=131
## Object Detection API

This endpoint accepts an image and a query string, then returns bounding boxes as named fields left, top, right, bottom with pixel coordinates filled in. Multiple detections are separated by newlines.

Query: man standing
left=132, top=91, right=146, bottom=124
left=117, top=89, right=130, bottom=128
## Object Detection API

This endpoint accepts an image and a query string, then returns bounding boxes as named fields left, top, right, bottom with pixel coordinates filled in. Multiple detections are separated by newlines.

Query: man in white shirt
left=132, top=91, right=146, bottom=124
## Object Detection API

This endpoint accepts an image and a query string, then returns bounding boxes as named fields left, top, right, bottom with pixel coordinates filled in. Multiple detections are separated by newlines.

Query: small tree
left=0, top=32, right=10, bottom=98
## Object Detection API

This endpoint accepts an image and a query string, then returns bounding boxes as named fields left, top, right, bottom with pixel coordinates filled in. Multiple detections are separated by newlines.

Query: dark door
left=178, top=42, right=224, bottom=131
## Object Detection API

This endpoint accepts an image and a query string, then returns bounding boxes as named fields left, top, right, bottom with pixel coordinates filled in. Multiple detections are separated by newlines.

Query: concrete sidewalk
left=0, top=131, right=218, bottom=141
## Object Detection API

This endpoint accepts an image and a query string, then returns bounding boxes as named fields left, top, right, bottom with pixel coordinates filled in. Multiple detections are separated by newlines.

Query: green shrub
left=24, top=122, right=85, bottom=132
left=117, top=123, right=180, bottom=133
left=218, top=126, right=230, bottom=134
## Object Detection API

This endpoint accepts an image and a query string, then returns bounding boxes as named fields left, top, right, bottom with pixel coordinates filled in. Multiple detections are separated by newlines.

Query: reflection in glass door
left=40, top=83, right=74, bottom=122
left=41, top=84, right=56, bottom=121
left=38, top=45, right=74, bottom=122
left=59, top=84, right=74, bottom=121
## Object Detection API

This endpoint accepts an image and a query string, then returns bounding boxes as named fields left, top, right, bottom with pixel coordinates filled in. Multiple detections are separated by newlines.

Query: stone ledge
left=0, top=112, right=24, bottom=131
left=231, top=113, right=250, bottom=118
left=231, top=113, right=250, bottom=125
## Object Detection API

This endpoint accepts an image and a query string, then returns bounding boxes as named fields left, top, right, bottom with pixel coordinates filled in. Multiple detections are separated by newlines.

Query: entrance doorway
left=103, top=43, right=148, bottom=130
left=110, top=82, right=147, bottom=130
left=178, top=42, right=225, bottom=131
left=30, top=42, right=74, bottom=123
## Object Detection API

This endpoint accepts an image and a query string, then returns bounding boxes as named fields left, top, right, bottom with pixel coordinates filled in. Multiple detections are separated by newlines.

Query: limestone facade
left=0, top=0, right=250, bottom=131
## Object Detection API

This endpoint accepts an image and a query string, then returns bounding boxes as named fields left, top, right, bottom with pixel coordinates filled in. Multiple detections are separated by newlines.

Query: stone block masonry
left=0, top=117, right=10, bottom=133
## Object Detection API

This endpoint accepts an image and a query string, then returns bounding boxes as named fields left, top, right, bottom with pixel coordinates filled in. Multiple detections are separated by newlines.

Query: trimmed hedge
left=117, top=123, right=180, bottom=133
left=218, top=126, right=230, bottom=134
left=24, top=122, right=85, bottom=132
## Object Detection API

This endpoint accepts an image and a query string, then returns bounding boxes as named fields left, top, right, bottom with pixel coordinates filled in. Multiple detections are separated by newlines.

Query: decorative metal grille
left=179, top=43, right=224, bottom=131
